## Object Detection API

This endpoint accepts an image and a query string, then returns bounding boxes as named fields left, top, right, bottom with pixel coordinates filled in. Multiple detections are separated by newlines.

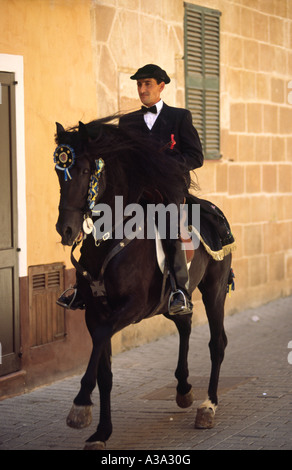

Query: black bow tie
left=141, top=105, right=157, bottom=114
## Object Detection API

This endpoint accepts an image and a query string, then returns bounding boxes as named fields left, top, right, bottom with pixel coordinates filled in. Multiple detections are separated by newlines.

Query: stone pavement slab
left=0, top=296, right=291, bottom=452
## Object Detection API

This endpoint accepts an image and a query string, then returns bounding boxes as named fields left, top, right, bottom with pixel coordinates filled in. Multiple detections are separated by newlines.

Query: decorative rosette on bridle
left=54, top=145, right=76, bottom=181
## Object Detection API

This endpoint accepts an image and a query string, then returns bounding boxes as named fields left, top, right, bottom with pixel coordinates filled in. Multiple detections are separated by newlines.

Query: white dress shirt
left=144, top=99, right=163, bottom=130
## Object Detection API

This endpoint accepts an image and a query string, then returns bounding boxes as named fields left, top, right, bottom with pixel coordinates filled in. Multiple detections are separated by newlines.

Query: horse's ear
left=56, top=122, right=65, bottom=135
left=78, top=121, right=88, bottom=142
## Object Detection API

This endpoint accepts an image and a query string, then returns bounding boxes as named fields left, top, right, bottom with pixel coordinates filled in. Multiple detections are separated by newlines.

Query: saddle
left=154, top=194, right=236, bottom=273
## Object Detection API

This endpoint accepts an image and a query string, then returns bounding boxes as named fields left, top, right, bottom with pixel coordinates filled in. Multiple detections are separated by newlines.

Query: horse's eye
left=83, top=168, right=90, bottom=175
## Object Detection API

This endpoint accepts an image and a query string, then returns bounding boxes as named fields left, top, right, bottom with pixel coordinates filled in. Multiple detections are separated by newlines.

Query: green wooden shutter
left=184, top=3, right=221, bottom=159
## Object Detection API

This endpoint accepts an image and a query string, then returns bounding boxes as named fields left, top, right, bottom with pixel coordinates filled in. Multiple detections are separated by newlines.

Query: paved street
left=0, top=296, right=291, bottom=452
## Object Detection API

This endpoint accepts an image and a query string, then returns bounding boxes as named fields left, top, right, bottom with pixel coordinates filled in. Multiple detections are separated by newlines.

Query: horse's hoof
left=176, top=388, right=194, bottom=408
left=195, top=400, right=216, bottom=429
left=84, top=440, right=106, bottom=451
left=66, top=404, right=92, bottom=429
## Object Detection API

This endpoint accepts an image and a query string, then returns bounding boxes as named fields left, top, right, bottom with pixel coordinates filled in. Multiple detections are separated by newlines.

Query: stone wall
left=216, top=0, right=292, bottom=312
left=91, top=0, right=186, bottom=116
left=91, top=0, right=292, bottom=350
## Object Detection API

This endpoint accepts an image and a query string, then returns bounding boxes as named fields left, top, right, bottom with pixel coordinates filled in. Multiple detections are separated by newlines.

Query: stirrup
left=168, top=289, right=193, bottom=315
left=56, top=286, right=77, bottom=309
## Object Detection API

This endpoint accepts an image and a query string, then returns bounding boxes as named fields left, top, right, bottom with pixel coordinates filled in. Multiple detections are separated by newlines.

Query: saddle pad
left=186, top=195, right=237, bottom=261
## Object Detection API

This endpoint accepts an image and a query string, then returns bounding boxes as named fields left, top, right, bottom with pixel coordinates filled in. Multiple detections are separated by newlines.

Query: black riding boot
left=56, top=285, right=85, bottom=310
left=168, top=240, right=193, bottom=315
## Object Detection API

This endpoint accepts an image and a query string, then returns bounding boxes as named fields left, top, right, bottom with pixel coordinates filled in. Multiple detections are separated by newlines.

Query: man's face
left=137, top=78, right=165, bottom=107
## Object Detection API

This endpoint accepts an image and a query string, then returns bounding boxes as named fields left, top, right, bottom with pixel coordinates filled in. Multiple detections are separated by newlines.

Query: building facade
left=0, top=0, right=291, bottom=397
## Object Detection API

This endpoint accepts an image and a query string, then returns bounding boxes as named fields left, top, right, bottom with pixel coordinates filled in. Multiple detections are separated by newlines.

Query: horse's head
left=54, top=122, right=105, bottom=246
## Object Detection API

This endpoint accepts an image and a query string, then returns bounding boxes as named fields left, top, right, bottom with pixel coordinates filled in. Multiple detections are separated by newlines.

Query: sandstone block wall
left=91, top=0, right=292, bottom=350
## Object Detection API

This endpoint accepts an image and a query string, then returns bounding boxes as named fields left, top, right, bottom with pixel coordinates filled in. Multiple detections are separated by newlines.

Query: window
left=184, top=3, right=221, bottom=159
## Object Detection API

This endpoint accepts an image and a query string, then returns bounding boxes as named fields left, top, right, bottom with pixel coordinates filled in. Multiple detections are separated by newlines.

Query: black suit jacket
left=119, top=102, right=204, bottom=177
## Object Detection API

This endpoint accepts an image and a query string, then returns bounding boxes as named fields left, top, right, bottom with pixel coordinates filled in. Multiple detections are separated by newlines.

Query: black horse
left=54, top=117, right=234, bottom=450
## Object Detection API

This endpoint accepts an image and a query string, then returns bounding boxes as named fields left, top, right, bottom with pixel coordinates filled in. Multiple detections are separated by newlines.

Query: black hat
left=130, top=64, right=170, bottom=84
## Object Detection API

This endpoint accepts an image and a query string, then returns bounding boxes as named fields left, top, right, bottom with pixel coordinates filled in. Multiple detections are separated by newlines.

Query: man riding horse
left=58, top=64, right=204, bottom=315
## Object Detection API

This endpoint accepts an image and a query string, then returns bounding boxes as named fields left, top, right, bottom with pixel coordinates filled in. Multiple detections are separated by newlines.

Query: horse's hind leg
left=195, top=257, right=230, bottom=429
left=166, top=313, right=194, bottom=409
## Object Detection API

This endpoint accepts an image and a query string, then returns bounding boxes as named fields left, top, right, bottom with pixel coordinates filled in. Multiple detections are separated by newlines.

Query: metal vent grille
left=47, top=270, right=60, bottom=288
left=28, top=263, right=66, bottom=346
left=32, top=273, right=46, bottom=290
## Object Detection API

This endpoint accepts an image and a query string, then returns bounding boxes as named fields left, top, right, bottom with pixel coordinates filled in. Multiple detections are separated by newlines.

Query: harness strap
left=70, top=231, right=137, bottom=302
left=70, top=242, right=94, bottom=284
left=89, top=236, right=135, bottom=302
left=99, top=237, right=134, bottom=281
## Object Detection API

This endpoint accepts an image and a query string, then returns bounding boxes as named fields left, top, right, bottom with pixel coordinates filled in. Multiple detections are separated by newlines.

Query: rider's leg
left=168, top=239, right=193, bottom=315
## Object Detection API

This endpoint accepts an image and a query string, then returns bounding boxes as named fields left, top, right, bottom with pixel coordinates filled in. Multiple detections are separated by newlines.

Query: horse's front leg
left=83, top=339, right=113, bottom=450
left=66, top=322, right=112, bottom=430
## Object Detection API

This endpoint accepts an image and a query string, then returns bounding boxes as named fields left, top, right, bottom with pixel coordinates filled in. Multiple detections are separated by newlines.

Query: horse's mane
left=56, top=114, right=193, bottom=205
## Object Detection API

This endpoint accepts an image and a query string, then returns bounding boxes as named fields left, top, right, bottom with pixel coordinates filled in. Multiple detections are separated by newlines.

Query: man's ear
left=159, top=82, right=165, bottom=93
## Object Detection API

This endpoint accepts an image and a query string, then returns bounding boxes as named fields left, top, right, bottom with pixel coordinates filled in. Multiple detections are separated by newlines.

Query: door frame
left=0, top=54, right=26, bottom=374
left=0, top=54, right=27, bottom=278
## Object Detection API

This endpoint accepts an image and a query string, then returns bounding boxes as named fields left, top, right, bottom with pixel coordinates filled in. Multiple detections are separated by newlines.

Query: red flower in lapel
left=170, top=134, right=176, bottom=149
left=160, top=134, right=177, bottom=152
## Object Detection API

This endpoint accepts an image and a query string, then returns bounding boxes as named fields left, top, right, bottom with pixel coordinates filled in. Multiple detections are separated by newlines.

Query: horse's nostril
left=65, top=226, right=72, bottom=238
